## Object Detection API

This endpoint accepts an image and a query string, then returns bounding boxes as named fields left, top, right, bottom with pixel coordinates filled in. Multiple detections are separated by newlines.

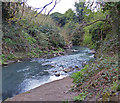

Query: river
left=2, top=46, right=94, bottom=100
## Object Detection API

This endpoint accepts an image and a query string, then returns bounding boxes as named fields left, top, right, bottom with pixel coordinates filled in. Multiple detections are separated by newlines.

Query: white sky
left=27, top=0, right=79, bottom=14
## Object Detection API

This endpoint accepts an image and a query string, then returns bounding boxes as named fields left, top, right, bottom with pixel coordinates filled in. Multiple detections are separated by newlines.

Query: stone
left=57, top=53, right=61, bottom=56
left=52, top=70, right=57, bottom=73
left=53, top=54, right=56, bottom=57
left=18, top=60, right=22, bottom=63
left=63, top=69, right=68, bottom=73
left=90, top=49, right=96, bottom=54
left=63, top=67, right=74, bottom=73
left=55, top=73, right=60, bottom=76
left=75, top=66, right=79, bottom=68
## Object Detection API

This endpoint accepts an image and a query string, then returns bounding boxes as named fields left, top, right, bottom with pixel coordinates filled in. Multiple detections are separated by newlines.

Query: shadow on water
left=2, top=46, right=94, bottom=100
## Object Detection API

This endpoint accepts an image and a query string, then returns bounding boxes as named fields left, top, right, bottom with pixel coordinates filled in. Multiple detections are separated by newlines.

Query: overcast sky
left=27, top=0, right=79, bottom=14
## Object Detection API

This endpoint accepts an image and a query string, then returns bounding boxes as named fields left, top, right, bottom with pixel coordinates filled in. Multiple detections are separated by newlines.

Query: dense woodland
left=1, top=1, right=120, bottom=101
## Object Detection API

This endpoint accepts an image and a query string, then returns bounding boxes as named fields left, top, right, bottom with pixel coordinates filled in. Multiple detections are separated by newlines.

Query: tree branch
left=79, top=19, right=107, bottom=27
left=35, top=0, right=54, bottom=17
left=47, top=0, right=58, bottom=15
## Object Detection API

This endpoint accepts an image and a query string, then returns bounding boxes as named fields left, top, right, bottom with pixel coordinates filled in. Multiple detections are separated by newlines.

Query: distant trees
left=75, top=2, right=85, bottom=23
left=50, top=1, right=86, bottom=26
left=50, top=9, right=77, bottom=27
left=50, top=12, right=66, bottom=26
left=64, top=9, right=76, bottom=23
left=50, top=2, right=86, bottom=45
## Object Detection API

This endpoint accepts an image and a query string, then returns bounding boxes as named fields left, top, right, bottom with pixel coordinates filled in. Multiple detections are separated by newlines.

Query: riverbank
left=6, top=77, right=80, bottom=101
left=6, top=69, right=120, bottom=102
left=2, top=46, right=94, bottom=66
left=1, top=48, right=66, bottom=66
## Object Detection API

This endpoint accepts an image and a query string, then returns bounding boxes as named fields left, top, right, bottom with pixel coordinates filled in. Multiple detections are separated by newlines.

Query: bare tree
left=21, top=0, right=61, bottom=17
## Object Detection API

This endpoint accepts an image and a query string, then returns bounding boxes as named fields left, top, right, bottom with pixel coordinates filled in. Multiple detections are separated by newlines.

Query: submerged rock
left=55, top=73, right=60, bottom=76
left=51, top=70, right=57, bottom=73
left=63, top=67, right=74, bottom=73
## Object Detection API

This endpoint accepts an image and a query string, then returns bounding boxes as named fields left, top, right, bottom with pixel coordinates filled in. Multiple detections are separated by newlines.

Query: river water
left=2, top=46, right=94, bottom=100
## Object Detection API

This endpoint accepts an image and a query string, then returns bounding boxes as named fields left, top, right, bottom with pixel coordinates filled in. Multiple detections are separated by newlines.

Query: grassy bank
left=71, top=54, right=119, bottom=101
left=1, top=4, right=69, bottom=65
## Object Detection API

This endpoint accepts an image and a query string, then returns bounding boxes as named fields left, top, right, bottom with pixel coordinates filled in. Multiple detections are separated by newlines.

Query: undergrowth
left=71, top=54, right=119, bottom=101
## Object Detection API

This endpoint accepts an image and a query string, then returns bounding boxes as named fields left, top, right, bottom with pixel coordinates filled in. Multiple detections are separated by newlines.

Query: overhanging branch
left=79, top=19, right=107, bottom=28
left=47, top=0, right=60, bottom=15
left=35, top=0, right=54, bottom=17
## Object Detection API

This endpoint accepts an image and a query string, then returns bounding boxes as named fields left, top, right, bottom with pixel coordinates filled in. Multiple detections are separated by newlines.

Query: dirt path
left=7, top=77, right=79, bottom=101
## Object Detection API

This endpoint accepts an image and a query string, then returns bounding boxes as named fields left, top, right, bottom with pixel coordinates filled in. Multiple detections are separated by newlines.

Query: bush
left=71, top=71, right=83, bottom=84
left=22, top=31, right=36, bottom=44
left=73, top=92, right=87, bottom=101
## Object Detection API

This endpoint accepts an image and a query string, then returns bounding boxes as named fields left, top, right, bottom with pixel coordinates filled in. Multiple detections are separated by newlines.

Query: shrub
left=4, top=38, right=16, bottom=45
left=7, top=54, right=16, bottom=60
left=73, top=92, right=87, bottom=101
left=71, top=71, right=83, bottom=84
left=22, top=31, right=36, bottom=44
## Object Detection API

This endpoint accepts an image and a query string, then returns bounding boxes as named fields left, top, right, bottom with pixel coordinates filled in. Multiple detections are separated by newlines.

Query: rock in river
left=90, top=49, right=96, bottom=54
left=55, top=73, right=60, bottom=77
left=63, top=67, right=74, bottom=73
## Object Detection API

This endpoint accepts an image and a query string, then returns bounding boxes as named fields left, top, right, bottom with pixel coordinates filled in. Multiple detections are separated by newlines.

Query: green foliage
left=2, top=2, right=19, bottom=21
left=2, top=3, right=67, bottom=61
left=62, top=99, right=69, bottom=103
left=103, top=2, right=120, bottom=12
left=4, top=38, right=16, bottom=45
left=75, top=2, right=85, bottom=23
left=57, top=47, right=64, bottom=52
left=111, top=82, right=118, bottom=91
left=72, top=27, right=84, bottom=45
left=81, top=65, right=89, bottom=72
left=7, top=54, right=16, bottom=60
left=71, top=64, right=89, bottom=85
left=82, top=8, right=110, bottom=49
left=72, top=54, right=118, bottom=101
left=22, top=31, right=36, bottom=44
left=118, top=83, right=120, bottom=91
left=82, top=26, right=92, bottom=46
left=71, top=71, right=83, bottom=84
left=0, top=54, right=6, bottom=64
left=83, top=34, right=92, bottom=45
left=73, top=92, right=87, bottom=101
left=51, top=9, right=77, bottom=27
left=64, top=9, right=76, bottom=23
left=102, top=91, right=110, bottom=101
left=50, top=12, right=66, bottom=26
left=37, top=35, right=49, bottom=47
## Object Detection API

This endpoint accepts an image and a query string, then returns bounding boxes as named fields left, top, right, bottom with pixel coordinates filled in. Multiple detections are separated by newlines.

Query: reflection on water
left=2, top=46, right=94, bottom=100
